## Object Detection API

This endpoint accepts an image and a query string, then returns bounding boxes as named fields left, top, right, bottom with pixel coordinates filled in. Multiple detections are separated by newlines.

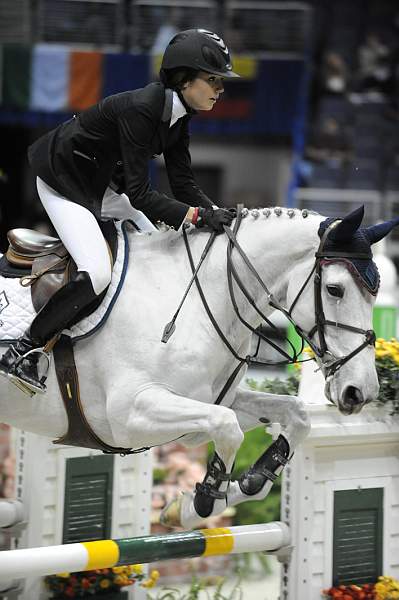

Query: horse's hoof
left=159, top=495, right=183, bottom=528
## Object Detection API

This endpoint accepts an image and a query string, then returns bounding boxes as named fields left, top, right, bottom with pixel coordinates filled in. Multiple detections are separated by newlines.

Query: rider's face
left=181, top=71, right=224, bottom=111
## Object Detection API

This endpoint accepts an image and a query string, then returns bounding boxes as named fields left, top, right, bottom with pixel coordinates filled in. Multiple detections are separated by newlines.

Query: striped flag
left=30, top=44, right=70, bottom=111
left=68, top=51, right=103, bottom=110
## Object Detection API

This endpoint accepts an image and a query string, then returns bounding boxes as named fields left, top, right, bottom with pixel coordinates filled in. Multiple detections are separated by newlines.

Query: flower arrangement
left=375, top=576, right=399, bottom=599
left=322, top=576, right=399, bottom=599
left=322, top=583, right=375, bottom=599
left=374, top=338, right=399, bottom=415
left=45, top=564, right=160, bottom=598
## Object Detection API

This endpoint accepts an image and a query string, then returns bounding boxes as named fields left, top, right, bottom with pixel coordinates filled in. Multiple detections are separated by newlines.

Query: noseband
left=182, top=213, right=376, bottom=404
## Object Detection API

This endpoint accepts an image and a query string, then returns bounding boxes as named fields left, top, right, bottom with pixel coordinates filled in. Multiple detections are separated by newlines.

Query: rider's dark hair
left=160, top=67, right=199, bottom=90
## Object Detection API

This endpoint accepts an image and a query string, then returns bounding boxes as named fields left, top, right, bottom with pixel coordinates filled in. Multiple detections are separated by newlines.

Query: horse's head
left=288, top=206, right=399, bottom=415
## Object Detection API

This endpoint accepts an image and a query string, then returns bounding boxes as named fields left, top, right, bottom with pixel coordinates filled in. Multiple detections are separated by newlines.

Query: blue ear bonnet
left=318, top=217, right=380, bottom=294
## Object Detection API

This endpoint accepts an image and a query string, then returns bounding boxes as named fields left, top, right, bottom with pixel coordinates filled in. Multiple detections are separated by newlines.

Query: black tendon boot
left=0, top=272, right=97, bottom=394
left=238, top=434, right=290, bottom=496
left=193, top=452, right=231, bottom=518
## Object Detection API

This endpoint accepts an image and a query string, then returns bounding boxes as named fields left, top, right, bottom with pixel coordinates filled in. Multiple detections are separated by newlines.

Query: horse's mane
left=126, top=207, right=324, bottom=254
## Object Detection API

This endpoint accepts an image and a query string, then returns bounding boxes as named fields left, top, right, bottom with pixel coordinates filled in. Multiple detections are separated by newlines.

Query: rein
left=182, top=212, right=376, bottom=405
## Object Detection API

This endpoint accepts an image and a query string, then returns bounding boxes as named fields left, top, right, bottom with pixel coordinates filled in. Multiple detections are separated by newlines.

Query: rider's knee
left=86, top=263, right=112, bottom=296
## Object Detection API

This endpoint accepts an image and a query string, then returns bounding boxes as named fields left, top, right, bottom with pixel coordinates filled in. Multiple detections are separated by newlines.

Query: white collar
left=170, top=91, right=187, bottom=127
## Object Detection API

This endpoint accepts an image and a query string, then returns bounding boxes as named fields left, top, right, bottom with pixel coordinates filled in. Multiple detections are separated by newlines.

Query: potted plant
left=45, top=564, right=160, bottom=599
left=322, top=575, right=399, bottom=599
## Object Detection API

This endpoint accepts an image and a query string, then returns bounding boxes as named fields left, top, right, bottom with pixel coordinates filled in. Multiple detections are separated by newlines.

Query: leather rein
left=183, top=212, right=376, bottom=406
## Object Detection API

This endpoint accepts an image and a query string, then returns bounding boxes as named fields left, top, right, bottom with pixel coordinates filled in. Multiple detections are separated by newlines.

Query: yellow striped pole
left=0, top=522, right=290, bottom=579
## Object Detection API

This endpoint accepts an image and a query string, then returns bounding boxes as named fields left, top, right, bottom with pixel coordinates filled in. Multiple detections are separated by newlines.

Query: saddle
left=1, top=221, right=117, bottom=314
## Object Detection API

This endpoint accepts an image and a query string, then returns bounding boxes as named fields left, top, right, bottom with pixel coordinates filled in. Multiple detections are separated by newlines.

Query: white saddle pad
left=0, top=221, right=129, bottom=344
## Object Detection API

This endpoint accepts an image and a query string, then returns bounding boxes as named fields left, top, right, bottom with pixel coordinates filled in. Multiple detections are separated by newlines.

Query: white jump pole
left=0, top=500, right=25, bottom=529
left=0, top=522, right=290, bottom=580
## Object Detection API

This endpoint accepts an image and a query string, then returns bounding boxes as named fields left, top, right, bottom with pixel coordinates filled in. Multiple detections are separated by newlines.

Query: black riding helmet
left=160, top=28, right=240, bottom=84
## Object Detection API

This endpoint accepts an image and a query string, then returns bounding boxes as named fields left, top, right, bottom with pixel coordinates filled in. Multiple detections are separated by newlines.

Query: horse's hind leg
left=124, top=385, right=244, bottom=530
left=226, top=386, right=311, bottom=508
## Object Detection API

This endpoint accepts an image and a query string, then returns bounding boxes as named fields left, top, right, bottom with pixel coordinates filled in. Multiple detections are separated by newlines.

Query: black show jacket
left=28, top=82, right=213, bottom=228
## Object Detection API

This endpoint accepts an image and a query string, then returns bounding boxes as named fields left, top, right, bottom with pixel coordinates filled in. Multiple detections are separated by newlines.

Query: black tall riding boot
left=0, top=272, right=98, bottom=393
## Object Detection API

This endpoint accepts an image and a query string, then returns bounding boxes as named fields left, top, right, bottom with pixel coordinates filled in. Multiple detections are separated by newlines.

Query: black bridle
left=288, top=220, right=376, bottom=381
left=183, top=212, right=376, bottom=405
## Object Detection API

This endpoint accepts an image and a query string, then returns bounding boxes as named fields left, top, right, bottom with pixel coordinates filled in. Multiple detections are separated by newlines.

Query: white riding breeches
left=36, top=177, right=156, bottom=296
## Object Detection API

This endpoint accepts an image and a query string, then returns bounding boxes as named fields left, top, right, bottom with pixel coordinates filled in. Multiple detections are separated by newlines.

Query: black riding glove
left=196, top=207, right=236, bottom=234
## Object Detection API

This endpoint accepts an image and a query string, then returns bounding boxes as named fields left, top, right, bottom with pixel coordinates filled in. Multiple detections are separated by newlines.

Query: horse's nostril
left=344, top=385, right=363, bottom=405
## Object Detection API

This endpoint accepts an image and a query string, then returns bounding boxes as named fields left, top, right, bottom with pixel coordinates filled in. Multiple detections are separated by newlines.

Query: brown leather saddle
left=5, top=221, right=117, bottom=314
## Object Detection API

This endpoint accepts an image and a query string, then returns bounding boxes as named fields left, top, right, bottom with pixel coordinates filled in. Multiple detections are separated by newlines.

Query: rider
left=0, top=29, right=239, bottom=393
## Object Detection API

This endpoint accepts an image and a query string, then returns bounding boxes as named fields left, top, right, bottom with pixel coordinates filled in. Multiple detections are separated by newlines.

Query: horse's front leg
left=226, top=386, right=311, bottom=508
left=115, top=385, right=244, bottom=530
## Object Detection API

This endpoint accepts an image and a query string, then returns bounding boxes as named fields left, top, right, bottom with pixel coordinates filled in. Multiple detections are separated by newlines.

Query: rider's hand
left=196, top=207, right=235, bottom=233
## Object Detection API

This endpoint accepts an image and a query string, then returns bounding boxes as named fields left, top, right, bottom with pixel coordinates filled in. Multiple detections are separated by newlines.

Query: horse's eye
left=327, top=284, right=344, bottom=298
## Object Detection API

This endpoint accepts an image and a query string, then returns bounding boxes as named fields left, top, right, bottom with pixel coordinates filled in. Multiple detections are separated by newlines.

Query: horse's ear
left=364, top=216, right=399, bottom=245
left=328, top=205, right=364, bottom=242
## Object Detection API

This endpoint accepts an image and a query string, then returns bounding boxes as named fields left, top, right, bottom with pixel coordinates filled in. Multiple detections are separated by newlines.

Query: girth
left=53, top=335, right=137, bottom=455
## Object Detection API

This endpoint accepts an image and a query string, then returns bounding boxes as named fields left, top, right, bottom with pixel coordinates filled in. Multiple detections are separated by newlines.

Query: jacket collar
left=170, top=91, right=187, bottom=127
left=161, top=88, right=174, bottom=122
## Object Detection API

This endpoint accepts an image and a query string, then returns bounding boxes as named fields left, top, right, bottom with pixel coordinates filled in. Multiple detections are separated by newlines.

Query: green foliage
left=375, top=356, right=399, bottom=415
left=146, top=575, right=243, bottom=600
left=246, top=373, right=300, bottom=396
left=153, top=468, right=168, bottom=484
left=232, top=553, right=272, bottom=578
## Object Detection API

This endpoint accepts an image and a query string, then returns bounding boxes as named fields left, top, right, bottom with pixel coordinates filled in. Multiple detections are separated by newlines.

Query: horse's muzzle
left=324, top=380, right=367, bottom=415
left=339, top=385, right=365, bottom=415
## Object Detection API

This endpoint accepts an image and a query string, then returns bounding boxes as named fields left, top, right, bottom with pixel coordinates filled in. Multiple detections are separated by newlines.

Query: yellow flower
left=130, top=564, right=144, bottom=575
left=112, top=567, right=126, bottom=574
left=56, top=572, right=70, bottom=578
left=114, top=575, right=131, bottom=586
left=141, top=579, right=156, bottom=588
left=150, top=570, right=160, bottom=581
left=100, top=579, right=111, bottom=589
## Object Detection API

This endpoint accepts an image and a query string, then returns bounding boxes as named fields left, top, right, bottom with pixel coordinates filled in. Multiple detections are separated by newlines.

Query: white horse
left=0, top=205, right=393, bottom=529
